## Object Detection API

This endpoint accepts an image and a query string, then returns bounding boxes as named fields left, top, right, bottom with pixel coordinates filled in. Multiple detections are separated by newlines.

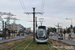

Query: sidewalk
left=65, top=37, right=75, bottom=41
left=49, top=36, right=75, bottom=45
left=0, top=36, right=28, bottom=43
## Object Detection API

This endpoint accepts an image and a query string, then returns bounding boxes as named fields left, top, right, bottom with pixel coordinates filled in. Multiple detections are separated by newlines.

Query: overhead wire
left=19, top=0, right=27, bottom=12
left=21, top=0, right=27, bottom=12
left=41, top=0, right=45, bottom=12
left=19, top=0, right=45, bottom=12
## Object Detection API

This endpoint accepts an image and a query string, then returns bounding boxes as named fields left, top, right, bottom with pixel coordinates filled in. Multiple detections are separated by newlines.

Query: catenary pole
left=24, top=7, right=43, bottom=42
left=33, top=8, right=35, bottom=42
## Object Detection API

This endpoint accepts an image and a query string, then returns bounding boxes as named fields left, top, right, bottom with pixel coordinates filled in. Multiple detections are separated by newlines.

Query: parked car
left=58, top=34, right=63, bottom=40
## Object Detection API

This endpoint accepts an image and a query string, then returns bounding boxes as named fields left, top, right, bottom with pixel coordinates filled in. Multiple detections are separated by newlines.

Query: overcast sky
left=0, top=0, right=75, bottom=30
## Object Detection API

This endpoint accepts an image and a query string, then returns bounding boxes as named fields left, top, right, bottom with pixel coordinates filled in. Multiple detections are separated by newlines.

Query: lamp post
left=55, top=23, right=63, bottom=34
left=66, top=18, right=73, bottom=33
left=66, top=18, right=72, bottom=25
left=66, top=18, right=73, bottom=40
left=59, top=23, right=63, bottom=37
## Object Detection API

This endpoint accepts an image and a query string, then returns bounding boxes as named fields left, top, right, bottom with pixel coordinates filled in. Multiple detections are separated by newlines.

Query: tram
left=35, top=26, right=48, bottom=43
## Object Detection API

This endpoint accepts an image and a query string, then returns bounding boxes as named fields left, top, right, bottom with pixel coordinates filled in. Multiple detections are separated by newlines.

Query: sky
left=0, top=0, right=75, bottom=30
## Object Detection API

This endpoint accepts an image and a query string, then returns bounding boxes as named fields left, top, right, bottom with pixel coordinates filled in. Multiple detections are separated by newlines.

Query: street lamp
left=66, top=18, right=72, bottom=25
left=66, top=18, right=73, bottom=40
left=66, top=18, right=73, bottom=32
left=59, top=23, right=63, bottom=34
left=55, top=23, right=63, bottom=34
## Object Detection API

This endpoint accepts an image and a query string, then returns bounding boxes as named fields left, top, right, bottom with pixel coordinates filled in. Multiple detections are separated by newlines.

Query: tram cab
left=35, top=26, right=48, bottom=43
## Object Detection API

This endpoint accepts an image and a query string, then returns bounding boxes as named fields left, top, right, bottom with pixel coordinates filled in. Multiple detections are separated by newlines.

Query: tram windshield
left=38, top=29, right=46, bottom=37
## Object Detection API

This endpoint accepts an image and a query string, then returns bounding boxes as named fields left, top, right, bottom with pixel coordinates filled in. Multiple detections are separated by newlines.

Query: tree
left=73, top=26, right=75, bottom=33
left=63, top=29, right=66, bottom=39
left=5, top=28, right=10, bottom=37
left=66, top=28, right=70, bottom=33
left=63, top=29, right=66, bottom=34
left=70, top=25, right=73, bottom=28
left=53, top=28, right=56, bottom=32
left=47, top=28, right=50, bottom=35
left=8, top=30, right=10, bottom=37
left=60, top=29, right=62, bottom=33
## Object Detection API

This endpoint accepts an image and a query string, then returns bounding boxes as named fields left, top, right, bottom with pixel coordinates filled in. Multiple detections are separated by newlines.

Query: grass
left=48, top=43, right=58, bottom=50
left=6, top=38, right=58, bottom=50
left=39, top=43, right=50, bottom=50
left=5, top=36, right=32, bottom=50
left=50, top=39, right=75, bottom=46
left=6, top=41, right=25, bottom=50
left=61, top=48, right=67, bottom=50
left=0, top=49, right=2, bottom=50
left=8, top=40, right=58, bottom=50
left=27, top=42, right=58, bottom=50
left=13, top=39, right=32, bottom=50
left=26, top=41, right=37, bottom=50
left=49, top=39, right=75, bottom=50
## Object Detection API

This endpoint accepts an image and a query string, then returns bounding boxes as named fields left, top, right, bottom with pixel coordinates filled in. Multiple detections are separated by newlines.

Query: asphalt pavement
left=0, top=35, right=29, bottom=43
left=49, top=36, right=75, bottom=45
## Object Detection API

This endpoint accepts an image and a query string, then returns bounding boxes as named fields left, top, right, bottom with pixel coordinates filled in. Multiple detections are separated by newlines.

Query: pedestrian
left=70, top=33, right=72, bottom=40
left=56, top=32, right=58, bottom=37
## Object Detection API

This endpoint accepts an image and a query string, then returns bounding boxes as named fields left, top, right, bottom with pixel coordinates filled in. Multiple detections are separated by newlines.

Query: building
left=6, top=24, right=26, bottom=35
left=26, top=27, right=31, bottom=32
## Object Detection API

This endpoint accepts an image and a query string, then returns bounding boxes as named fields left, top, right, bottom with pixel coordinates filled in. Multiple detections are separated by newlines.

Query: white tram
left=35, top=26, right=48, bottom=43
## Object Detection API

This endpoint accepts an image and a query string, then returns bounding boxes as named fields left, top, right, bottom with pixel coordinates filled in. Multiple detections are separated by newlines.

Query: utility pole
left=66, top=18, right=73, bottom=40
left=0, top=12, right=15, bottom=39
left=29, top=17, right=39, bottom=27
left=58, top=23, right=59, bottom=34
left=4, top=12, right=16, bottom=24
left=10, top=17, right=19, bottom=37
left=2, top=21, right=6, bottom=39
left=24, top=7, right=43, bottom=42
left=36, top=17, right=37, bottom=27
left=55, top=23, right=62, bottom=34
left=33, top=8, right=35, bottom=43
left=2, top=21, right=4, bottom=40
left=5, top=22, right=6, bottom=39
left=11, top=17, right=19, bottom=24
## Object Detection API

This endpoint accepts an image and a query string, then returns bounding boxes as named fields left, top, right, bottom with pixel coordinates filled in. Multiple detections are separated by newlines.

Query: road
left=49, top=36, right=75, bottom=45
left=0, top=35, right=29, bottom=43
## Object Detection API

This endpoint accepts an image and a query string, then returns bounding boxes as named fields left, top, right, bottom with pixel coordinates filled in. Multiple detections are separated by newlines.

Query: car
left=58, top=34, right=63, bottom=40
left=49, top=34, right=53, bottom=36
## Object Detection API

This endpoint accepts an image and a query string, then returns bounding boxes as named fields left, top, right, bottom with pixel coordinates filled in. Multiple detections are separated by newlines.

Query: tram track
left=46, top=43, right=52, bottom=50
left=10, top=37, right=32, bottom=50
left=24, top=40, right=33, bottom=50
left=37, top=43, right=52, bottom=50
left=37, top=44, right=39, bottom=50
left=9, top=37, right=54, bottom=50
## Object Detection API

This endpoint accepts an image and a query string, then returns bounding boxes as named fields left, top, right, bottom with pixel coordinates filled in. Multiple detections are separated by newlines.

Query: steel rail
left=46, top=44, right=52, bottom=50
left=37, top=44, right=39, bottom=50
left=11, top=37, right=32, bottom=50
left=24, top=40, right=33, bottom=50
